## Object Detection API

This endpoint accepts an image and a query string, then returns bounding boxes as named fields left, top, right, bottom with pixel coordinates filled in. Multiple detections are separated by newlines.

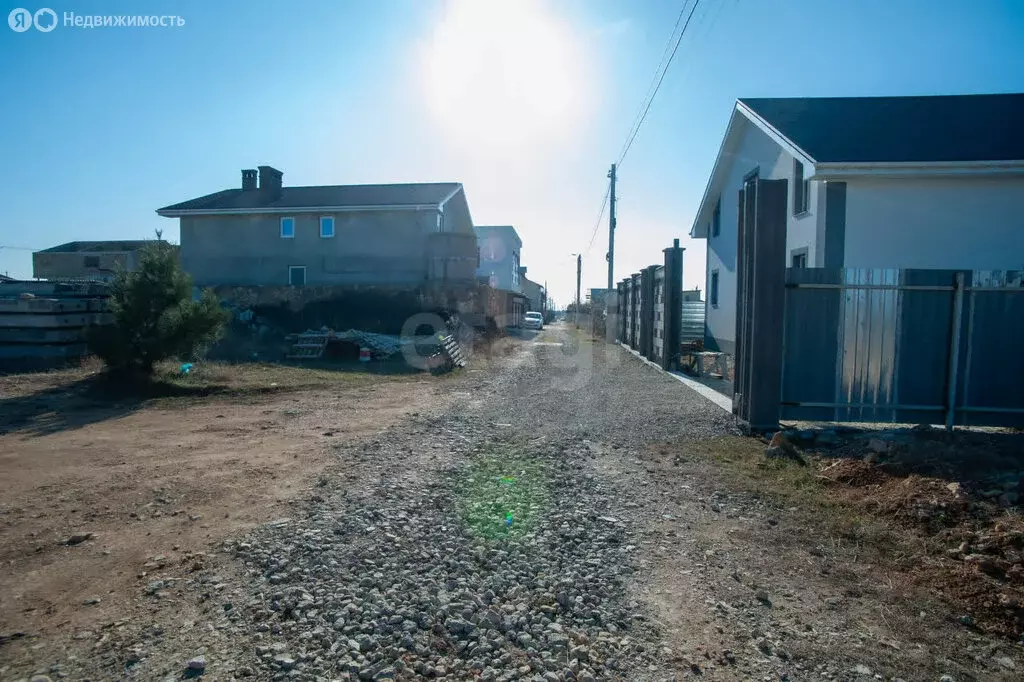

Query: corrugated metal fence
left=680, top=301, right=704, bottom=344
left=781, top=268, right=1024, bottom=428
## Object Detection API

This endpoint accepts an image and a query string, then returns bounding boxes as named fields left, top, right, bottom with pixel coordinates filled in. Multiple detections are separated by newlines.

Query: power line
left=615, top=0, right=693, bottom=165
left=0, top=244, right=38, bottom=251
left=584, top=182, right=611, bottom=254
left=616, top=0, right=701, bottom=167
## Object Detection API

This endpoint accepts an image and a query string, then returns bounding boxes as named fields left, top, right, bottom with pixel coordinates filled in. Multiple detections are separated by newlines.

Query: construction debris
left=286, top=326, right=468, bottom=372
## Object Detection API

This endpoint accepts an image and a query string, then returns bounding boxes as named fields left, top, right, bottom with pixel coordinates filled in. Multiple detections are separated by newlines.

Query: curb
left=617, top=343, right=733, bottom=414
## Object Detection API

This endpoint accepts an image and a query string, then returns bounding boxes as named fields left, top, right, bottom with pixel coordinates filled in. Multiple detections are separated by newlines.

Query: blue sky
left=1, top=0, right=1022, bottom=305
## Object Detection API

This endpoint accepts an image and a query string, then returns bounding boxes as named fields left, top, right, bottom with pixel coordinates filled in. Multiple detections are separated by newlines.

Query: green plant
left=87, top=241, right=229, bottom=376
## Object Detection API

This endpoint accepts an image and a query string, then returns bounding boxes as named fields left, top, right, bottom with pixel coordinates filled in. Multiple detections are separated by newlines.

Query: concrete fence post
left=662, top=239, right=684, bottom=370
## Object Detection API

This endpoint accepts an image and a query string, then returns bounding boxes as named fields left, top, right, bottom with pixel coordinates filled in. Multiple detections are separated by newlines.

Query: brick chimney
left=258, top=166, right=283, bottom=199
left=241, top=169, right=258, bottom=190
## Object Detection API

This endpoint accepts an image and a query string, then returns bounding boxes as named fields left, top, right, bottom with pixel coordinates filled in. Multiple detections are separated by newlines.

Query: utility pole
left=606, top=163, right=616, bottom=292
left=575, top=253, right=582, bottom=329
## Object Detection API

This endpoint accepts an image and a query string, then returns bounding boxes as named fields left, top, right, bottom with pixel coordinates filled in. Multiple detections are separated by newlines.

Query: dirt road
left=1, top=327, right=1021, bottom=681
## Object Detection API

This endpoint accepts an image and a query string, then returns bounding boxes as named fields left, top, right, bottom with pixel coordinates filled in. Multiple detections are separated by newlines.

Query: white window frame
left=319, top=216, right=335, bottom=238
left=280, top=216, right=295, bottom=239
left=791, top=247, right=809, bottom=268
left=288, top=265, right=306, bottom=286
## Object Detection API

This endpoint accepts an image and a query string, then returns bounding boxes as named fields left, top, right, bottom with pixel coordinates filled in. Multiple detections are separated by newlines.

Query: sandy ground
left=0, top=367, right=456, bottom=671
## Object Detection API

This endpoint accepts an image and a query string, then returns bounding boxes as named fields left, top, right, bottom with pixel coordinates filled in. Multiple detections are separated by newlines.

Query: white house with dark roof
left=157, top=166, right=477, bottom=287
left=690, top=93, right=1024, bottom=354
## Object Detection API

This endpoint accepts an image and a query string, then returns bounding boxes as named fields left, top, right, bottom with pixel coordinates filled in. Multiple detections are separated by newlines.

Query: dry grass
left=671, top=434, right=1024, bottom=640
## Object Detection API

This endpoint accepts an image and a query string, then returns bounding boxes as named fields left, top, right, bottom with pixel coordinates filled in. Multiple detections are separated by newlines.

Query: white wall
left=704, top=118, right=820, bottom=352
left=844, top=177, right=1024, bottom=269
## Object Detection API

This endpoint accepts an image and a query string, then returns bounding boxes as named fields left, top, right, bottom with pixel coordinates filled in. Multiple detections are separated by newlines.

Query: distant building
left=588, top=288, right=610, bottom=308
left=475, top=225, right=522, bottom=292
left=0, top=274, right=15, bottom=283
left=32, top=240, right=160, bottom=282
left=519, top=267, right=545, bottom=312
left=681, top=287, right=702, bottom=302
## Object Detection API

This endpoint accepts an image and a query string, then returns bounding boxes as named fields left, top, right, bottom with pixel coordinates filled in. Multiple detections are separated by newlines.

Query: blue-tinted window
left=280, top=217, right=295, bottom=238
left=320, top=216, right=335, bottom=238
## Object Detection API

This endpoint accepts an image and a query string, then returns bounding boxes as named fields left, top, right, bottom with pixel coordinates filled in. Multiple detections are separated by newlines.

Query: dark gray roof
left=739, top=93, right=1024, bottom=163
left=38, top=240, right=155, bottom=253
left=158, top=183, right=462, bottom=213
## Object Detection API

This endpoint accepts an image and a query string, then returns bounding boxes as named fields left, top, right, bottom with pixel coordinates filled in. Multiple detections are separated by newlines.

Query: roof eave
left=156, top=203, right=443, bottom=218
left=813, top=159, right=1024, bottom=180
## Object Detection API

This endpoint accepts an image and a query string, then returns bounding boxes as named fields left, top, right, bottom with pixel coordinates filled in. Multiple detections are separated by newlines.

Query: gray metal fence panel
left=781, top=268, right=1024, bottom=428
left=680, top=301, right=704, bottom=344
left=960, top=270, right=1024, bottom=427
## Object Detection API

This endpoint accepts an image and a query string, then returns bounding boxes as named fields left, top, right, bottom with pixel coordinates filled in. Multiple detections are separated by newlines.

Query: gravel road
left=215, top=328, right=734, bottom=681
left=18, top=325, right=1018, bottom=681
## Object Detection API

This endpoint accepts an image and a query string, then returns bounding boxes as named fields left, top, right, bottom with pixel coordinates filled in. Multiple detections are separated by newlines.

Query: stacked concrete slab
left=0, top=281, right=111, bottom=370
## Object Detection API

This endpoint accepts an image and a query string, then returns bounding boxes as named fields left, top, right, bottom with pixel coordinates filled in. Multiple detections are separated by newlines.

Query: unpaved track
left=3, top=326, right=1020, bottom=681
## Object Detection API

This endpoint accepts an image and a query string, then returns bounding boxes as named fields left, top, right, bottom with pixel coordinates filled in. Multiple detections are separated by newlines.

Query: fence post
left=944, top=271, right=965, bottom=431
left=662, top=239, right=684, bottom=370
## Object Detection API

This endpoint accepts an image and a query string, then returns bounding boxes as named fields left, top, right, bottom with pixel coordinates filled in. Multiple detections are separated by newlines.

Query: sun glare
left=419, top=0, right=593, bottom=155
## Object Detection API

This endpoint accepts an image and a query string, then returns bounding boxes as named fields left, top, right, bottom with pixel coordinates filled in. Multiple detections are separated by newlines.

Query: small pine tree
left=88, top=241, right=229, bottom=376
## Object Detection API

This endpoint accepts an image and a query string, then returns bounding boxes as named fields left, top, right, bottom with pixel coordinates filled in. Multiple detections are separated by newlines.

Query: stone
left=186, top=656, right=207, bottom=671
left=63, top=532, right=94, bottom=546
left=867, top=438, right=890, bottom=454
left=272, top=654, right=296, bottom=670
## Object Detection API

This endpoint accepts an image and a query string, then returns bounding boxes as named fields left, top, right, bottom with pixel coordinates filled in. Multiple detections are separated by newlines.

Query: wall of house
left=180, top=210, right=439, bottom=286
left=843, top=176, right=1024, bottom=269
left=704, top=119, right=819, bottom=353
left=32, top=251, right=136, bottom=281
left=475, top=227, right=521, bottom=292
left=520, top=277, right=544, bottom=311
left=440, top=189, right=474, bottom=234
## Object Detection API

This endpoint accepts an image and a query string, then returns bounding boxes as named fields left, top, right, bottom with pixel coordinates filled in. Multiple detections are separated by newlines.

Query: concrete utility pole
left=575, top=253, right=582, bottom=329
left=606, top=163, right=616, bottom=291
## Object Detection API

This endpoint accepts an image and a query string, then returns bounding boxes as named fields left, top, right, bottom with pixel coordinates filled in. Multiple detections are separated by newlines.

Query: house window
left=280, top=217, right=295, bottom=239
left=512, top=251, right=520, bottom=287
left=84, top=256, right=99, bottom=268
left=710, top=270, right=719, bottom=307
left=792, top=250, right=808, bottom=268
left=793, top=160, right=810, bottom=215
left=711, top=196, right=721, bottom=237
left=319, top=216, right=335, bottom=238
left=288, top=265, right=306, bottom=286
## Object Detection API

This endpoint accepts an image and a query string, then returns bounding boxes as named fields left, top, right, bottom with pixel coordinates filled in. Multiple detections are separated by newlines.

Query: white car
left=523, top=311, right=544, bottom=330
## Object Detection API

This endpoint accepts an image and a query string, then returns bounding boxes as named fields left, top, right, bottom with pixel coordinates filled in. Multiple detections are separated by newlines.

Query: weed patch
left=456, top=448, right=549, bottom=540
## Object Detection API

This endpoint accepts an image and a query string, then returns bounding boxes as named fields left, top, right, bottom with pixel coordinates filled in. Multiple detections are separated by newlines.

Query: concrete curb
left=617, top=343, right=733, bottom=414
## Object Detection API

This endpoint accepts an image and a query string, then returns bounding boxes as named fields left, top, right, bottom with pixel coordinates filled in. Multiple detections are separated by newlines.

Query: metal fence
left=681, top=301, right=704, bottom=344
left=781, top=268, right=1024, bottom=428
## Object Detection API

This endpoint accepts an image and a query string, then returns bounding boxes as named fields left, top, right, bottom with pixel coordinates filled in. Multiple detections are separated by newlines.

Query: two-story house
left=157, top=166, right=478, bottom=287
